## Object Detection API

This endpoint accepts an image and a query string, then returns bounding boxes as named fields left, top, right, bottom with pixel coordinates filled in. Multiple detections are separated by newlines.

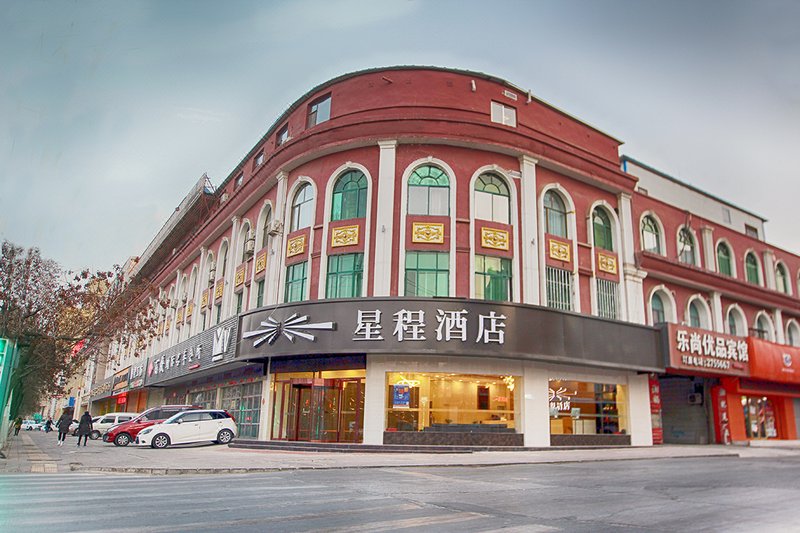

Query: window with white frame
left=776, top=263, right=789, bottom=294
left=545, top=265, right=573, bottom=311
left=641, top=215, right=661, bottom=254
left=678, top=228, right=696, bottom=266
left=651, top=293, right=666, bottom=324
left=474, top=173, right=510, bottom=224
left=745, top=252, right=760, bottom=284
left=276, top=124, right=289, bottom=146
left=787, top=322, right=800, bottom=347
left=407, top=165, right=449, bottom=216
left=290, top=183, right=315, bottom=232
left=490, top=101, right=517, bottom=127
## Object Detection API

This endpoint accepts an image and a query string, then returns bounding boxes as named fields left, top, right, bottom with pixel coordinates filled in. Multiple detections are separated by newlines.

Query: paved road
left=2, top=457, right=800, bottom=532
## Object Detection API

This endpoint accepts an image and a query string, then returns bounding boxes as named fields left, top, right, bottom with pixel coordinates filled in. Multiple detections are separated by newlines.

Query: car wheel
left=151, top=434, right=170, bottom=449
left=90, top=430, right=101, bottom=440
left=114, top=433, right=132, bottom=447
left=216, top=429, right=234, bottom=444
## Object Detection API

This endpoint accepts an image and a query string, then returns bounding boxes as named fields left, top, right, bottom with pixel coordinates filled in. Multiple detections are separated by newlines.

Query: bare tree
left=0, top=240, right=160, bottom=416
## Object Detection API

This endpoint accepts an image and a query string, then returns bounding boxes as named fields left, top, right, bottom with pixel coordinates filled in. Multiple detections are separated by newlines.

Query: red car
left=103, top=405, right=201, bottom=446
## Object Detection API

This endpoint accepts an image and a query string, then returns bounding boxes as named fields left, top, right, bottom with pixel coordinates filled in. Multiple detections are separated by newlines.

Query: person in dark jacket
left=77, top=411, right=93, bottom=446
left=44, top=418, right=53, bottom=432
left=56, top=410, right=72, bottom=446
left=13, top=417, right=22, bottom=436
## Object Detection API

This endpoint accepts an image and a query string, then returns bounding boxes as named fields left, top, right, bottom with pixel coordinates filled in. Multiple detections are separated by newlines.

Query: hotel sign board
left=238, top=298, right=663, bottom=373
left=663, top=324, right=750, bottom=377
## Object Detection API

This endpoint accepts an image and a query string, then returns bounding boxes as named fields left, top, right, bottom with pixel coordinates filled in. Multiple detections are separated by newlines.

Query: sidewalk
left=3, top=429, right=800, bottom=475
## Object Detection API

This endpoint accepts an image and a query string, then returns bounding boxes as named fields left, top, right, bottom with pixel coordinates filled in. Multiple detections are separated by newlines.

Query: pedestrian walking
left=13, top=416, right=22, bottom=436
left=56, top=410, right=72, bottom=446
left=77, top=410, right=93, bottom=446
left=44, top=418, right=53, bottom=433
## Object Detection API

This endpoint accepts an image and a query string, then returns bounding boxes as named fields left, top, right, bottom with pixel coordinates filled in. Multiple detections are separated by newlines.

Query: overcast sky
left=2, top=0, right=798, bottom=272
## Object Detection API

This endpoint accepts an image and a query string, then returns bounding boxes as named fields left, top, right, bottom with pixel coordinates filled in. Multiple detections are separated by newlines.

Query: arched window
left=787, top=321, right=800, bottom=347
left=331, top=170, right=368, bottom=221
left=754, top=314, right=772, bottom=340
left=260, top=205, right=272, bottom=249
left=651, top=293, right=665, bottom=324
left=543, top=190, right=568, bottom=238
left=291, top=183, right=315, bottom=231
left=689, top=301, right=702, bottom=328
left=745, top=253, right=760, bottom=284
left=240, top=222, right=252, bottom=263
left=775, top=263, right=789, bottom=294
left=407, top=165, right=449, bottom=216
left=727, top=307, right=745, bottom=336
left=218, top=242, right=228, bottom=278
left=717, top=243, right=732, bottom=276
left=678, top=228, right=696, bottom=265
left=641, top=215, right=661, bottom=254
left=474, top=173, right=510, bottom=224
left=592, top=207, right=613, bottom=251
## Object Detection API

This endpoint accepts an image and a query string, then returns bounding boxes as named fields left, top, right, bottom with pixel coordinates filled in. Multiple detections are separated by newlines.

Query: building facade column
left=617, top=193, right=647, bottom=324
left=519, top=155, right=541, bottom=305
left=362, top=356, right=386, bottom=445
left=373, top=140, right=398, bottom=297
left=223, top=216, right=240, bottom=319
left=628, top=373, right=654, bottom=446
left=266, top=172, right=288, bottom=306
left=522, top=366, right=550, bottom=447
left=774, top=308, right=785, bottom=344
left=710, top=291, right=724, bottom=333
left=701, top=226, right=716, bottom=273
left=763, top=250, right=776, bottom=291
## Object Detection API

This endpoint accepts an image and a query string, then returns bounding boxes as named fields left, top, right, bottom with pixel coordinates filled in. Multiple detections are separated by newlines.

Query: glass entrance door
left=271, top=377, right=364, bottom=442
left=742, top=396, right=777, bottom=439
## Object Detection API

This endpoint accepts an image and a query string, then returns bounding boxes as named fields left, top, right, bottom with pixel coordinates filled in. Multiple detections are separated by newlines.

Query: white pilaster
left=519, top=155, right=540, bottom=305
left=710, top=291, right=724, bottom=333
left=258, top=372, right=272, bottom=441
left=701, top=226, right=715, bottom=273
left=373, top=140, right=397, bottom=297
left=363, top=356, right=386, bottom=445
left=223, top=217, right=240, bottom=318
left=763, top=250, right=776, bottom=291
left=628, top=373, right=653, bottom=446
left=266, top=172, right=288, bottom=305
left=618, top=193, right=647, bottom=324
left=774, top=309, right=785, bottom=344
left=522, top=367, right=550, bottom=447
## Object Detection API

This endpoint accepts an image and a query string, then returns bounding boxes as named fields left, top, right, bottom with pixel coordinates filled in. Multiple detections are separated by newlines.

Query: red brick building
left=88, top=67, right=800, bottom=447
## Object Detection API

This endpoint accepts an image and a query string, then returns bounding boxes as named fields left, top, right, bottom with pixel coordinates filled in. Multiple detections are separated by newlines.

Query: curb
left=68, top=453, right=741, bottom=475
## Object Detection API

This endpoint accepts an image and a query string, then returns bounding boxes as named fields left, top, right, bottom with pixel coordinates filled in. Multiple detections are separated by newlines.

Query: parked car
left=67, top=419, right=81, bottom=435
left=20, top=419, right=42, bottom=431
left=135, top=410, right=237, bottom=449
left=103, top=405, right=201, bottom=447
left=90, top=412, right=138, bottom=440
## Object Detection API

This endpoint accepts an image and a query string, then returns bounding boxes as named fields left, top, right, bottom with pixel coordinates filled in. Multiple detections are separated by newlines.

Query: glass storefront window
left=548, top=379, right=628, bottom=436
left=221, top=382, right=263, bottom=439
left=741, top=396, right=777, bottom=439
left=189, top=389, right=217, bottom=410
left=385, top=373, right=517, bottom=432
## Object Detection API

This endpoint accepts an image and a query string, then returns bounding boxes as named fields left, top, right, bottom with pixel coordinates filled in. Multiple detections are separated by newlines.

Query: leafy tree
left=0, top=240, right=160, bottom=417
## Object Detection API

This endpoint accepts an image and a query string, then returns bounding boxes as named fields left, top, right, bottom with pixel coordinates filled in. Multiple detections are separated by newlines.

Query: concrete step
left=228, top=440, right=532, bottom=454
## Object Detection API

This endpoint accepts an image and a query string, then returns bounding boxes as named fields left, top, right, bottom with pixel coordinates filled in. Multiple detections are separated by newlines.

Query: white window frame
left=490, top=101, right=517, bottom=127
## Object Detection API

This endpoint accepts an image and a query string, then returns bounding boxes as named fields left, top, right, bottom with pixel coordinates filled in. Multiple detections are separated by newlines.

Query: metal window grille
left=596, top=278, right=619, bottom=320
left=546, top=266, right=573, bottom=311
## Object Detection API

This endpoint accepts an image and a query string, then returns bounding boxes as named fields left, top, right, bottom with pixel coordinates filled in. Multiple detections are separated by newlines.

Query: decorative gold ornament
left=176, top=307, right=184, bottom=323
left=234, top=265, right=246, bottom=287
left=481, top=227, right=509, bottom=251
left=549, top=239, right=571, bottom=262
left=331, top=225, right=359, bottom=248
left=254, top=250, right=267, bottom=274
left=186, top=301, right=194, bottom=318
left=287, top=235, right=306, bottom=257
left=200, top=290, right=209, bottom=308
left=412, top=222, right=445, bottom=244
left=598, top=252, right=618, bottom=275
left=214, top=280, right=224, bottom=300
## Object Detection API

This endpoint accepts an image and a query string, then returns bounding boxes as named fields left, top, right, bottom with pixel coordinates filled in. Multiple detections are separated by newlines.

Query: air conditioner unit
left=266, top=220, right=283, bottom=236
left=244, top=238, right=256, bottom=256
left=687, top=393, right=703, bottom=405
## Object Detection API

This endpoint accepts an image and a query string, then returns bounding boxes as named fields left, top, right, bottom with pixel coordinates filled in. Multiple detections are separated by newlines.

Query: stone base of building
left=383, top=430, right=524, bottom=447
left=550, top=434, right=631, bottom=446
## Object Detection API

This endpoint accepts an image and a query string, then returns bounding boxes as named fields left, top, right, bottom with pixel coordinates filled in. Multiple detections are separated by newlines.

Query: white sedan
left=135, top=409, right=237, bottom=449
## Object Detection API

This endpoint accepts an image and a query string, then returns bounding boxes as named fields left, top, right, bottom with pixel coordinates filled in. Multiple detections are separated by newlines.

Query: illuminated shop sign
left=238, top=298, right=664, bottom=372
left=664, top=324, right=750, bottom=377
